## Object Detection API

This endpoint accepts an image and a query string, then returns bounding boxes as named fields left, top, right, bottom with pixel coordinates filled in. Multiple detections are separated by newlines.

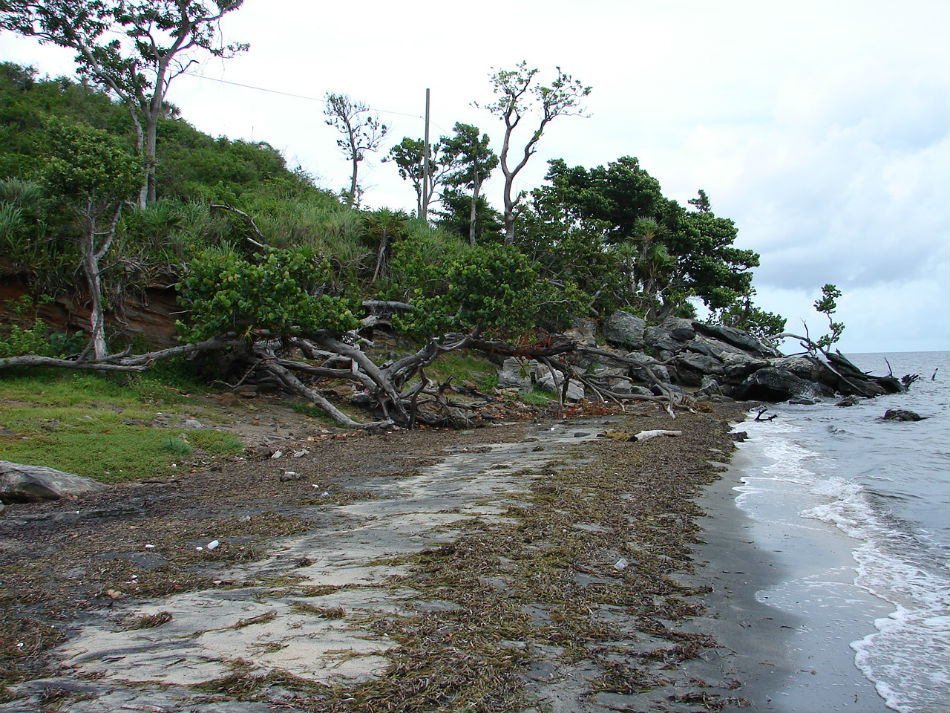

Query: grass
left=0, top=369, right=243, bottom=482
left=519, top=388, right=555, bottom=406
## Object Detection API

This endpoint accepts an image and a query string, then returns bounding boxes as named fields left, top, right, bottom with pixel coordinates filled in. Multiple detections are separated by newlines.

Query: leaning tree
left=477, top=61, right=590, bottom=244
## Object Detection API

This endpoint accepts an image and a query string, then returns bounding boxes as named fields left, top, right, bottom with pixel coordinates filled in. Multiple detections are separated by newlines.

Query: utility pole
left=422, top=88, right=431, bottom=221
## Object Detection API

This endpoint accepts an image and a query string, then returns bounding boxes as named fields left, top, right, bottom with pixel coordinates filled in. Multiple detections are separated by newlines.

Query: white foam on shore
left=731, top=412, right=950, bottom=713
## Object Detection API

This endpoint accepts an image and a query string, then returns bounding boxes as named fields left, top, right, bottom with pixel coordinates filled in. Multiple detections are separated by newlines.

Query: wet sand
left=690, top=447, right=894, bottom=713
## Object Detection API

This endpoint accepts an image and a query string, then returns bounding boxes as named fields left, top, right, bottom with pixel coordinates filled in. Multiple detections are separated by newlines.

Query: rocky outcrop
left=0, top=461, right=107, bottom=504
left=495, top=310, right=912, bottom=405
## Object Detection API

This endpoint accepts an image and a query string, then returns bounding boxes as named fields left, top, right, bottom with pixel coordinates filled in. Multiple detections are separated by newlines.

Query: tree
left=0, top=0, right=248, bottom=208
left=324, top=92, right=388, bottom=206
left=541, top=157, right=760, bottom=319
left=384, top=137, right=451, bottom=219
left=813, top=283, right=845, bottom=350
left=441, top=122, right=498, bottom=246
left=42, top=118, right=141, bottom=359
left=478, top=62, right=590, bottom=244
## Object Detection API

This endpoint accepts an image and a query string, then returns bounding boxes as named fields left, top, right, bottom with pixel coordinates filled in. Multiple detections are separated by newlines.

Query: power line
left=181, top=71, right=424, bottom=120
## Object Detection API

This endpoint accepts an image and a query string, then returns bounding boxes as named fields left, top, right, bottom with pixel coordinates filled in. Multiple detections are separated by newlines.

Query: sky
left=2, top=0, right=948, bottom=355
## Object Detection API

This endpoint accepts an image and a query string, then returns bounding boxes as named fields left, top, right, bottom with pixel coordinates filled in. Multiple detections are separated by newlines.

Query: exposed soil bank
left=1, top=401, right=752, bottom=712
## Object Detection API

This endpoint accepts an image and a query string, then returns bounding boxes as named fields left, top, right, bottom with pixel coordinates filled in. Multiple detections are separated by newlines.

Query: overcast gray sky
left=2, top=0, right=948, bottom=354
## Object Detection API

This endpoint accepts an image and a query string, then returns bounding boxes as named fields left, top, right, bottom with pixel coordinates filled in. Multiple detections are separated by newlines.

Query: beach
left=1, top=398, right=892, bottom=712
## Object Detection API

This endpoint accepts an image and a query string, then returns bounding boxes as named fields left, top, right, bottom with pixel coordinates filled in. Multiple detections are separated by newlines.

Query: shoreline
left=691, top=420, right=895, bottom=713
left=1, top=401, right=857, bottom=712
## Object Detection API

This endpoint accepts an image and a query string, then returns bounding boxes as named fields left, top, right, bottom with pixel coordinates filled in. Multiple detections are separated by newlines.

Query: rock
left=180, top=419, right=204, bottom=430
left=564, top=317, right=597, bottom=346
left=696, top=375, right=724, bottom=399
left=0, top=461, right=107, bottom=504
left=496, top=357, right=533, bottom=391
left=737, top=367, right=816, bottom=402
left=771, top=356, right=824, bottom=382
left=788, top=397, right=817, bottom=405
left=692, top=321, right=780, bottom=357
left=719, top=352, right=770, bottom=384
left=673, top=353, right=723, bottom=386
left=662, top=317, right=696, bottom=341
left=604, top=310, right=646, bottom=350
left=836, top=396, right=860, bottom=407
left=625, top=352, right=671, bottom=383
left=604, top=430, right=634, bottom=441
left=536, top=372, right=585, bottom=401
left=882, top=409, right=924, bottom=422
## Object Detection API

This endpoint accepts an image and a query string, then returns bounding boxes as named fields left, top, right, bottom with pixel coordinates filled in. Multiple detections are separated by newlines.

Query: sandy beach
left=0, top=400, right=839, bottom=712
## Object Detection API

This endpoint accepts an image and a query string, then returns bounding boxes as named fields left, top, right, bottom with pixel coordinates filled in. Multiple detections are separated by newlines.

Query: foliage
left=392, top=239, right=584, bottom=339
left=813, top=283, right=845, bottom=349
left=440, top=123, right=498, bottom=245
left=0, top=0, right=248, bottom=205
left=324, top=92, right=388, bottom=205
left=435, top=188, right=504, bottom=246
left=539, top=157, right=760, bottom=319
left=176, top=246, right=359, bottom=342
left=0, top=296, right=83, bottom=358
left=714, top=291, right=787, bottom=340
left=384, top=136, right=451, bottom=219
left=479, top=61, right=591, bottom=243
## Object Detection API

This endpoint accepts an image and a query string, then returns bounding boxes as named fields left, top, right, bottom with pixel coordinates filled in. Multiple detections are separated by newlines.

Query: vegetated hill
left=1, top=61, right=785, bottom=369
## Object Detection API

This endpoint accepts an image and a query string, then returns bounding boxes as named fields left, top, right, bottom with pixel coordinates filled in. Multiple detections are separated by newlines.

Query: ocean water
left=731, top=351, right=950, bottom=713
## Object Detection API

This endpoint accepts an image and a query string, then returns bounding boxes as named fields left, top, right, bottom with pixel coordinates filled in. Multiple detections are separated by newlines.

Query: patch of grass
left=425, top=350, right=498, bottom=392
left=0, top=369, right=243, bottom=482
left=162, top=437, right=193, bottom=456
left=185, top=429, right=244, bottom=455
left=290, top=402, right=338, bottom=426
left=519, top=388, right=555, bottom=406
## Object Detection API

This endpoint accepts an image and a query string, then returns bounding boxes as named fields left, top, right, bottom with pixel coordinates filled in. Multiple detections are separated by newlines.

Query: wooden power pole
left=422, top=88, right=431, bottom=221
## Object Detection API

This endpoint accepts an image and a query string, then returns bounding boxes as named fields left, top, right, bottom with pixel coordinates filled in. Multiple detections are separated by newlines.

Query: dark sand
left=689, top=446, right=894, bottom=713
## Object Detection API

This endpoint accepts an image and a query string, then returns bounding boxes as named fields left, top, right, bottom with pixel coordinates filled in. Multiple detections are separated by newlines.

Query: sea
left=729, top=351, right=950, bottom=713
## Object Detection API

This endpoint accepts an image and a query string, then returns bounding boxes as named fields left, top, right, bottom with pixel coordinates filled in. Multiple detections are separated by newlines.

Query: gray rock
left=643, top=325, right=672, bottom=347
left=496, top=357, right=533, bottom=391
left=692, top=321, right=780, bottom=357
left=604, top=310, right=646, bottom=350
left=737, top=368, right=815, bottom=402
left=180, top=419, right=204, bottom=430
left=771, top=356, right=823, bottom=382
left=673, top=353, right=724, bottom=386
left=836, top=396, right=860, bottom=407
left=0, top=461, right=107, bottom=504
left=662, top=317, right=696, bottom=341
left=536, top=373, right=585, bottom=401
left=696, top=375, right=724, bottom=399
left=625, top=351, right=671, bottom=383
left=564, top=317, right=597, bottom=346
left=719, top=352, right=770, bottom=383
left=882, top=409, right=924, bottom=422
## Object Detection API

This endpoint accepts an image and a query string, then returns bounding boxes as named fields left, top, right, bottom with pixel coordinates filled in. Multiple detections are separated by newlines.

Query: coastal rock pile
left=496, top=310, right=909, bottom=404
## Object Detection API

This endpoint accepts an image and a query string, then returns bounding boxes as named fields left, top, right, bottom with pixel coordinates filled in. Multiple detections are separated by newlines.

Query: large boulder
left=736, top=367, right=830, bottom=402
left=719, top=352, right=770, bottom=384
left=0, top=461, right=106, bottom=504
left=661, top=317, right=696, bottom=342
left=692, top=322, right=780, bottom=358
left=536, top=372, right=585, bottom=401
left=673, top=352, right=724, bottom=386
left=564, top=317, right=597, bottom=346
left=626, top=351, right=671, bottom=384
left=604, top=310, right=646, bottom=350
left=496, top=357, right=533, bottom=391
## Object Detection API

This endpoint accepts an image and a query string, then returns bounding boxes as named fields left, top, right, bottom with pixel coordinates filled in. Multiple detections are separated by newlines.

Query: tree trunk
left=469, top=177, right=482, bottom=247
left=81, top=230, right=108, bottom=360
